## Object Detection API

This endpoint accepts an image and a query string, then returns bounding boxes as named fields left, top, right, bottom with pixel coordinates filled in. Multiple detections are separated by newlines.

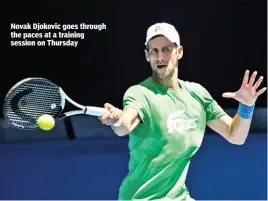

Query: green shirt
left=119, top=77, right=226, bottom=200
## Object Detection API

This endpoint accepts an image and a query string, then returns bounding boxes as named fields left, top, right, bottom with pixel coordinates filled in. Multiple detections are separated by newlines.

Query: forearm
left=111, top=107, right=141, bottom=137
left=229, top=113, right=252, bottom=144
left=228, top=103, right=255, bottom=144
left=111, top=117, right=140, bottom=137
left=111, top=124, right=129, bottom=136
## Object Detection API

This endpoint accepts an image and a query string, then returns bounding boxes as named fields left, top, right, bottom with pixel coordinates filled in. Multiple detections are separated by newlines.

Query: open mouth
left=157, top=65, right=167, bottom=69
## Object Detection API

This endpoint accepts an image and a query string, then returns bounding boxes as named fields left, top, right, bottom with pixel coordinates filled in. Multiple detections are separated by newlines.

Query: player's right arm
left=99, top=103, right=141, bottom=137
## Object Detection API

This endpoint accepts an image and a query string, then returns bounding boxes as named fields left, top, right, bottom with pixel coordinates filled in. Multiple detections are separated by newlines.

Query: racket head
left=3, top=77, right=65, bottom=129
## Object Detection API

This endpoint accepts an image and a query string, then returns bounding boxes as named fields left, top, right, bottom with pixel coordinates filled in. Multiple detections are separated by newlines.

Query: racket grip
left=85, top=106, right=123, bottom=127
left=85, top=106, right=108, bottom=116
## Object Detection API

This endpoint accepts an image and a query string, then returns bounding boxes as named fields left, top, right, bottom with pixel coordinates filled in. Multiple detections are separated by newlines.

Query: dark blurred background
left=4, top=0, right=267, bottom=112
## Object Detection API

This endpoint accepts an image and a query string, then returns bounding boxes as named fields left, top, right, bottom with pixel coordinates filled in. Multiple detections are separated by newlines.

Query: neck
left=152, top=67, right=181, bottom=91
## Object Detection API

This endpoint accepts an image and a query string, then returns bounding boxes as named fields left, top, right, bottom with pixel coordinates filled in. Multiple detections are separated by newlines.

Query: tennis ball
left=37, top=114, right=55, bottom=131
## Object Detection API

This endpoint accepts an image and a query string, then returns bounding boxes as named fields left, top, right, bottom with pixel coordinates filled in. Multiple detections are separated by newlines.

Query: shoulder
left=180, top=79, right=215, bottom=104
left=180, top=79, right=208, bottom=93
left=124, top=77, right=152, bottom=96
left=124, top=85, right=146, bottom=97
left=122, top=79, right=151, bottom=112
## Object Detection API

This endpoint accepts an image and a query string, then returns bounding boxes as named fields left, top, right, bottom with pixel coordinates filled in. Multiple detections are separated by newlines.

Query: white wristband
left=112, top=117, right=123, bottom=127
left=110, top=107, right=123, bottom=127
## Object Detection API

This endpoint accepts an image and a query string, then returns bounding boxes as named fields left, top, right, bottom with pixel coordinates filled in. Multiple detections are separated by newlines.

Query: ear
left=176, top=45, right=183, bottom=60
left=144, top=49, right=150, bottom=62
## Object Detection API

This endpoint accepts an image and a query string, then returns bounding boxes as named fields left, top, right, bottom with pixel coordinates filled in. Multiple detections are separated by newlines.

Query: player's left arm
left=207, top=70, right=266, bottom=145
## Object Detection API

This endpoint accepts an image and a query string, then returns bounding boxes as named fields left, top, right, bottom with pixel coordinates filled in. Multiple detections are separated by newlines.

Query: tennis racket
left=3, top=77, right=122, bottom=130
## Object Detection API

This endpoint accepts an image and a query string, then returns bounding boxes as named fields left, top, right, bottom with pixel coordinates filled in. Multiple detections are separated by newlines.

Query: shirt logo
left=167, top=110, right=198, bottom=134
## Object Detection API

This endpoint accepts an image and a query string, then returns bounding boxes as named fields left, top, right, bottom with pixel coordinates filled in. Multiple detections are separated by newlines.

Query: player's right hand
left=99, top=103, right=122, bottom=126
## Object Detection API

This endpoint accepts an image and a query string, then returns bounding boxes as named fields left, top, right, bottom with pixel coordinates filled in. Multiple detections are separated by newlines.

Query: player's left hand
left=222, top=70, right=267, bottom=106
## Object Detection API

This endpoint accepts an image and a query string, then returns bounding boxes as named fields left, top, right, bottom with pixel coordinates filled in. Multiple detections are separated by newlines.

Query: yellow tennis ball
left=37, top=114, right=55, bottom=131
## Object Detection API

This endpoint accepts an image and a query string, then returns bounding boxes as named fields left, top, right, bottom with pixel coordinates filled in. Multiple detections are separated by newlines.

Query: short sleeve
left=186, top=82, right=226, bottom=122
left=123, top=85, right=148, bottom=123
left=200, top=85, right=226, bottom=121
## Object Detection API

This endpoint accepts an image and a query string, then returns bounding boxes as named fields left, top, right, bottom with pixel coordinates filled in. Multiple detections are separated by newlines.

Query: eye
left=163, top=47, right=171, bottom=52
left=150, top=49, right=158, bottom=54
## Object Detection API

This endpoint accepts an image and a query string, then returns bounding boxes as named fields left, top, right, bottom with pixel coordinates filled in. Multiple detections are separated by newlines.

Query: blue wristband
left=238, top=102, right=255, bottom=119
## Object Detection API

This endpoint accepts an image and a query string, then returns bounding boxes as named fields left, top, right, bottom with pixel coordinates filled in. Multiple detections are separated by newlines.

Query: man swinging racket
left=99, top=22, right=267, bottom=200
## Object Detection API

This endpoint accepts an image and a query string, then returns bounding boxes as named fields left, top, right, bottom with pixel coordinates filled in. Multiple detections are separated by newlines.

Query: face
left=145, top=36, right=183, bottom=80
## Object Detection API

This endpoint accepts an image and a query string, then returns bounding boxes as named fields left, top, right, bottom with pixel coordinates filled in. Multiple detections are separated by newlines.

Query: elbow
left=112, top=127, right=129, bottom=137
left=228, top=134, right=247, bottom=145
left=230, top=139, right=245, bottom=145
left=115, top=131, right=129, bottom=137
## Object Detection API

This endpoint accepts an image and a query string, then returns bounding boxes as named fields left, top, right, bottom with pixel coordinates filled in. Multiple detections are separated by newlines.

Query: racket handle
left=85, top=106, right=123, bottom=127
left=85, top=106, right=108, bottom=116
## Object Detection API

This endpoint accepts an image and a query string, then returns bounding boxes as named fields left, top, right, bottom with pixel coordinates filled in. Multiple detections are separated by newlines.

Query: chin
left=157, top=73, right=170, bottom=80
left=153, top=69, right=171, bottom=80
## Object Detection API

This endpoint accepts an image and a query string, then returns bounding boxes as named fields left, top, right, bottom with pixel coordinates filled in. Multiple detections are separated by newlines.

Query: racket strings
left=5, top=79, right=62, bottom=128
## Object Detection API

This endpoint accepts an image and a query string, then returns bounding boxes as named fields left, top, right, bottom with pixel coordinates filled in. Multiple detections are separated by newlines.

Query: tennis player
left=99, top=22, right=266, bottom=200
